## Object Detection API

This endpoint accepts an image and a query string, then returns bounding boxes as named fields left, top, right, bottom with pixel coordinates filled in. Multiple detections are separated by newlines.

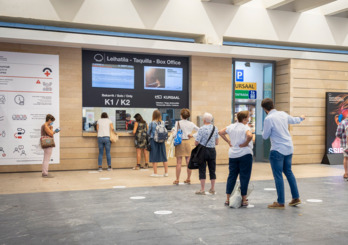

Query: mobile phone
left=55, top=128, right=61, bottom=133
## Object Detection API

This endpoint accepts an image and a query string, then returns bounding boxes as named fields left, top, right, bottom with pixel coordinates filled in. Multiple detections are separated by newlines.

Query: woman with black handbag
left=132, top=113, right=149, bottom=170
left=194, top=112, right=219, bottom=195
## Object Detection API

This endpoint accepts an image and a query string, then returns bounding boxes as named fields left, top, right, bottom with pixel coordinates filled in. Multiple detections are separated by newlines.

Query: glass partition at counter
left=82, top=107, right=182, bottom=132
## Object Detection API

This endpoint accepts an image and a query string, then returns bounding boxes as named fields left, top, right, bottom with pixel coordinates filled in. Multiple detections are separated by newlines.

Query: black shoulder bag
left=188, top=126, right=215, bottom=170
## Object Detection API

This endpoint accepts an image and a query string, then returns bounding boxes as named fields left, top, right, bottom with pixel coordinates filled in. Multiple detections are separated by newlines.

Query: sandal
left=184, top=179, right=191, bottom=184
left=144, top=163, right=149, bottom=169
left=173, top=180, right=179, bottom=185
left=241, top=199, right=249, bottom=207
left=209, top=189, right=216, bottom=195
left=132, top=164, right=140, bottom=170
left=224, top=201, right=229, bottom=206
left=343, top=174, right=348, bottom=181
left=195, top=190, right=206, bottom=195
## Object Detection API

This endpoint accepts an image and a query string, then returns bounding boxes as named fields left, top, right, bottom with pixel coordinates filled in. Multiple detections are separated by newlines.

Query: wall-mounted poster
left=0, top=51, right=59, bottom=165
left=82, top=50, right=189, bottom=109
left=325, top=92, right=348, bottom=154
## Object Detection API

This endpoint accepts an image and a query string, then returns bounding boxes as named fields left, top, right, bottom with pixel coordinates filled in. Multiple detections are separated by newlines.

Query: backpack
left=153, top=121, right=168, bottom=143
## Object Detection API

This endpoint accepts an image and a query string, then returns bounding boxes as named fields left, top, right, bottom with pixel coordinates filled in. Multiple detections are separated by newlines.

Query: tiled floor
left=0, top=163, right=347, bottom=244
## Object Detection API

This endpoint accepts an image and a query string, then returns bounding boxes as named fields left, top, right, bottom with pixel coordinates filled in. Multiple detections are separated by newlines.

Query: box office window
left=82, top=50, right=189, bottom=132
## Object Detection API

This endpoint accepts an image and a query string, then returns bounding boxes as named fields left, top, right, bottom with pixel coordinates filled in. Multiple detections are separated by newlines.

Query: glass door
left=232, top=59, right=275, bottom=162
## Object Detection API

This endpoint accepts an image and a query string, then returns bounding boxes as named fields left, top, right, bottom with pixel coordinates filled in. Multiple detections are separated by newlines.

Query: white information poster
left=0, top=51, right=59, bottom=165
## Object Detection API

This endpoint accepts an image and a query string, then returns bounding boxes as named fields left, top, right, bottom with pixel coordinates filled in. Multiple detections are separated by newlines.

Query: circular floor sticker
left=88, top=171, right=99, bottom=174
left=306, top=199, right=323, bottom=203
left=264, top=188, right=276, bottom=191
left=113, top=186, right=126, bottom=189
left=99, top=177, right=111, bottom=180
left=154, top=210, right=172, bottom=215
left=130, top=196, right=146, bottom=200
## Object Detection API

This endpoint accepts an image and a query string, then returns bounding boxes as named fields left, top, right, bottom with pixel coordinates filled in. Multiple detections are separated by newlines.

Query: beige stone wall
left=190, top=56, right=232, bottom=164
left=276, top=58, right=348, bottom=164
left=290, top=59, right=348, bottom=164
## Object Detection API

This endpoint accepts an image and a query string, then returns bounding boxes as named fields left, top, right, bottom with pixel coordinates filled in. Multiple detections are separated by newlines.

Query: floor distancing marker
left=264, top=188, right=276, bottom=191
left=113, top=186, right=126, bottom=189
left=154, top=210, right=172, bottom=215
left=99, top=177, right=111, bottom=180
left=306, top=199, right=323, bottom=203
left=130, top=196, right=146, bottom=200
left=246, top=204, right=255, bottom=208
left=88, top=171, right=99, bottom=174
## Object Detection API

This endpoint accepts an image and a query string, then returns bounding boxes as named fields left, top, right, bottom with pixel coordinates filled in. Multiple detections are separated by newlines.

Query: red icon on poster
left=43, top=67, right=52, bottom=77
left=36, top=80, right=41, bottom=84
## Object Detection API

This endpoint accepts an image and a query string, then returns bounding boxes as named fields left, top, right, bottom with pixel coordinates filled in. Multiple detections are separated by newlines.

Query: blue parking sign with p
left=236, top=70, right=244, bottom=81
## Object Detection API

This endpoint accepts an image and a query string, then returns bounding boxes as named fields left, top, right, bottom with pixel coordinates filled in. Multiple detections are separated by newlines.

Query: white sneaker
left=98, top=167, right=103, bottom=172
left=150, top=173, right=160, bottom=177
left=164, top=173, right=168, bottom=177
left=107, top=167, right=112, bottom=171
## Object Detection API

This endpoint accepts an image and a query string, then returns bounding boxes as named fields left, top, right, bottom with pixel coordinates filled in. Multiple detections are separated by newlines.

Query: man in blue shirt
left=262, top=98, right=305, bottom=209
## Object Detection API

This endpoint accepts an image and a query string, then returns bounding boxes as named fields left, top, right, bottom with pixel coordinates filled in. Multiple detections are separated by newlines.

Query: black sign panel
left=325, top=92, right=348, bottom=154
left=82, top=50, right=189, bottom=108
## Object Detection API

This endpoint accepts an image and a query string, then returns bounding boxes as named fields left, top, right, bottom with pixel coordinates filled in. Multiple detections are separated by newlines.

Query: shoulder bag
left=173, top=122, right=183, bottom=146
left=110, top=123, right=118, bottom=143
left=40, top=136, right=55, bottom=148
left=188, top=126, right=215, bottom=169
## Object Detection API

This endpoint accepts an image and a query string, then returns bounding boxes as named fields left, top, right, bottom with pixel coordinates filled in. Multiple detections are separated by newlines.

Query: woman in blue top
left=147, top=110, right=168, bottom=177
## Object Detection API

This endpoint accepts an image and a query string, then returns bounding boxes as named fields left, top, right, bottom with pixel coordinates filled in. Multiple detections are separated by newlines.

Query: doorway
left=232, top=59, right=275, bottom=162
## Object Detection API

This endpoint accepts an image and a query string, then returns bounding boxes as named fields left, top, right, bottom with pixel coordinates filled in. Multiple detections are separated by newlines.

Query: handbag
left=173, top=122, right=183, bottom=146
left=229, top=182, right=254, bottom=208
left=188, top=126, right=215, bottom=170
left=40, top=136, right=55, bottom=148
left=110, top=130, right=118, bottom=143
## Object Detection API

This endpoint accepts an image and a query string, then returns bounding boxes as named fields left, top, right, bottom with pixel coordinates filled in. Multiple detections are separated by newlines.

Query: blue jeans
left=98, top=137, right=111, bottom=167
left=269, top=150, right=299, bottom=204
left=226, top=154, right=253, bottom=196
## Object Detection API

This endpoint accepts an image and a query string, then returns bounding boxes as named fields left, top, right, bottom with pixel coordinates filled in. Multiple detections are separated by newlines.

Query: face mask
left=50, top=122, right=54, bottom=126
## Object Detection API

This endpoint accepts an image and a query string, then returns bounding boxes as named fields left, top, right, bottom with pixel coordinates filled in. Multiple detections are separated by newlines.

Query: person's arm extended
left=262, top=118, right=272, bottom=140
left=218, top=128, right=232, bottom=147
left=288, top=114, right=305, bottom=124
left=110, top=122, right=114, bottom=132
left=239, top=130, right=253, bottom=148
left=132, top=122, right=138, bottom=135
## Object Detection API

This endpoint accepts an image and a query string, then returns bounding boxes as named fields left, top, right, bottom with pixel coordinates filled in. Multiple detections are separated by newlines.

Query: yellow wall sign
left=235, top=82, right=257, bottom=90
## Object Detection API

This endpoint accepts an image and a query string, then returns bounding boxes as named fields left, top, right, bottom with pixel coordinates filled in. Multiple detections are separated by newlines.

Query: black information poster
left=325, top=92, right=348, bottom=154
left=82, top=50, right=189, bottom=108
